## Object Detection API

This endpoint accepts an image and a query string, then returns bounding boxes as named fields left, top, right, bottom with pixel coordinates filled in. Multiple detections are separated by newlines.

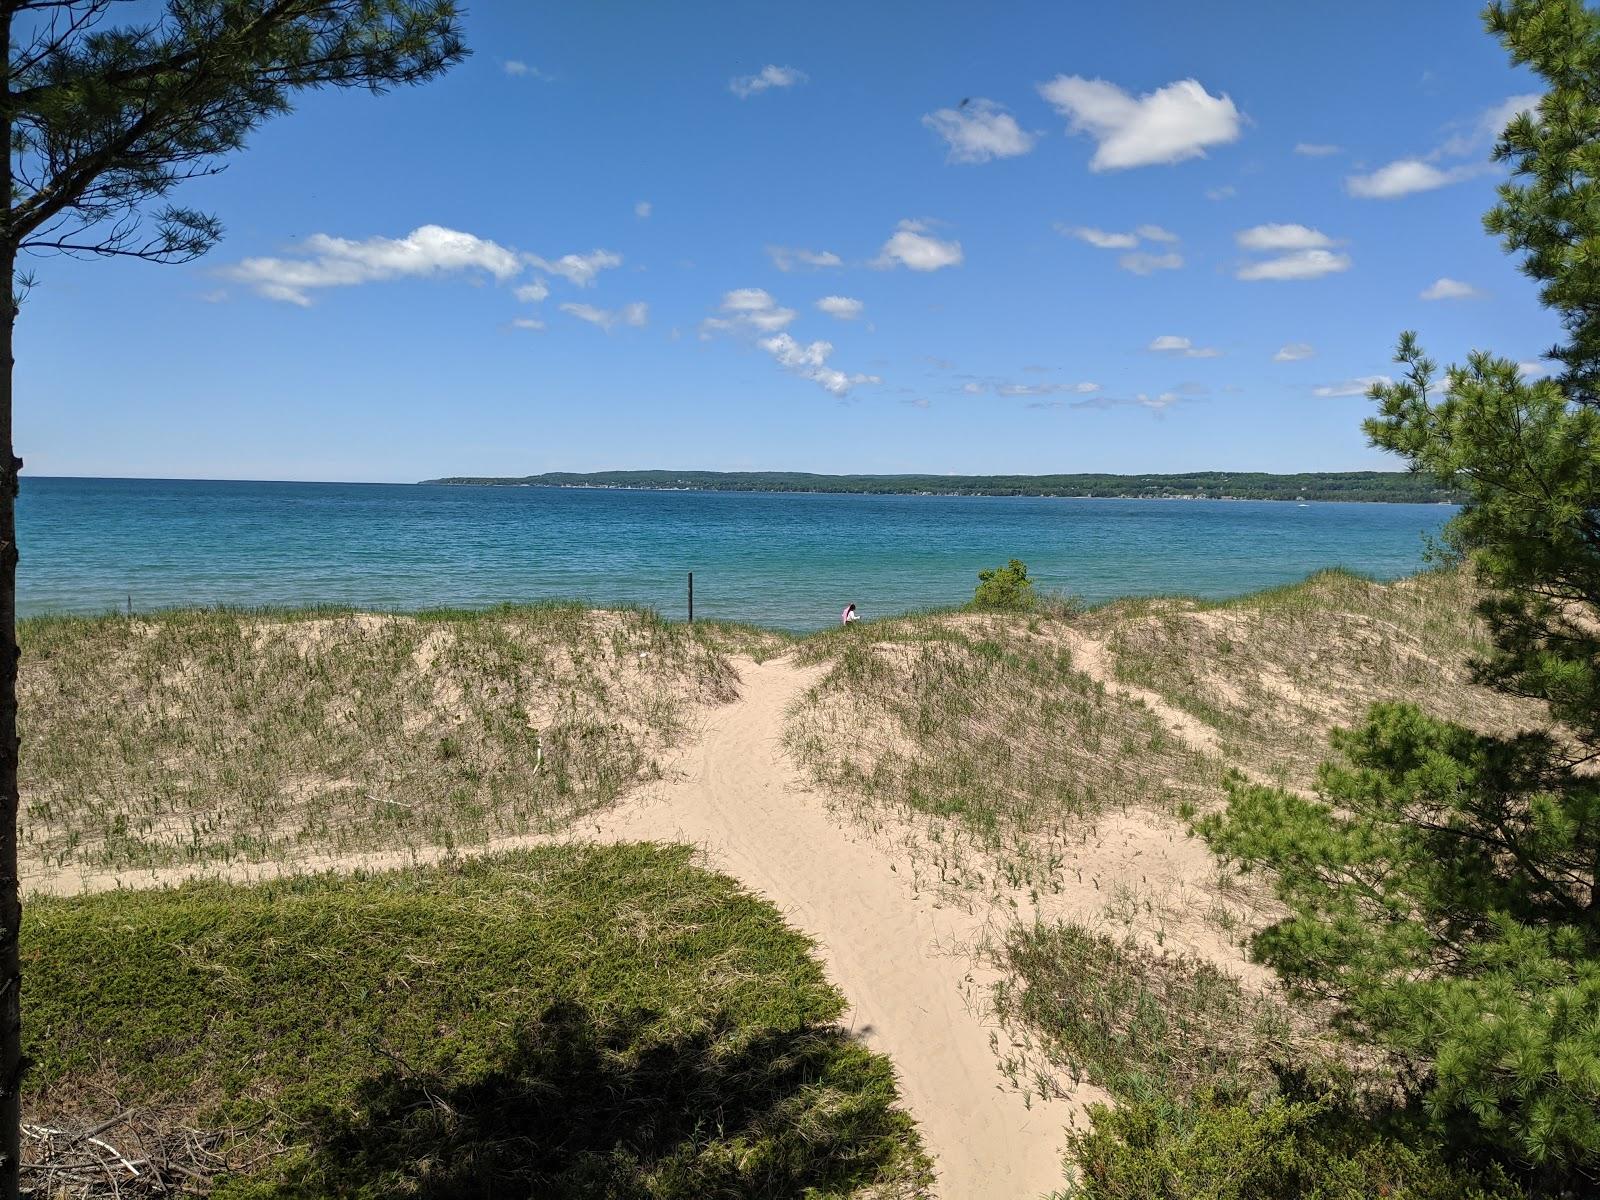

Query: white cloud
left=1313, top=375, right=1391, bottom=398
left=767, top=246, right=843, bottom=272
left=873, top=219, right=963, bottom=271
left=503, top=61, right=550, bottom=79
left=1037, top=75, right=1243, bottom=170
left=1347, top=94, right=1538, bottom=200
left=1519, top=360, right=1554, bottom=379
left=700, top=288, right=798, bottom=337
left=635, top=200, right=652, bottom=219
left=963, top=382, right=985, bottom=395
left=225, top=224, right=521, bottom=305
left=730, top=64, right=806, bottom=99
left=1437, top=92, right=1542, bottom=157
left=1236, top=248, right=1351, bottom=281
left=922, top=98, right=1036, bottom=163
left=1061, top=223, right=1183, bottom=271
left=1273, top=342, right=1315, bottom=362
left=1149, top=334, right=1220, bottom=358
left=514, top=280, right=549, bottom=303
left=1294, top=142, right=1341, bottom=156
left=1420, top=276, right=1483, bottom=300
left=1073, top=391, right=1183, bottom=411
left=1345, top=158, right=1470, bottom=199
left=1205, top=185, right=1238, bottom=201
left=816, top=295, right=864, bottom=320
left=1236, top=223, right=1333, bottom=251
left=759, top=332, right=880, bottom=397
left=511, top=316, right=545, bottom=331
left=1063, top=226, right=1138, bottom=249
left=525, top=249, right=623, bottom=287
left=561, top=301, right=648, bottom=331
left=1120, top=251, right=1184, bottom=275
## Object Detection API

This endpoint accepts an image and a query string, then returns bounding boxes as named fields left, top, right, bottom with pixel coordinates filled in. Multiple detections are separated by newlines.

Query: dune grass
left=20, top=603, right=738, bottom=876
left=24, top=842, right=931, bottom=1198
left=1077, top=567, right=1535, bottom=788
left=786, top=610, right=1225, bottom=888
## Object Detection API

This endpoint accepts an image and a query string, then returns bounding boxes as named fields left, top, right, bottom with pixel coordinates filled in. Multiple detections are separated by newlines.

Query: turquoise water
left=18, top=477, right=1454, bottom=632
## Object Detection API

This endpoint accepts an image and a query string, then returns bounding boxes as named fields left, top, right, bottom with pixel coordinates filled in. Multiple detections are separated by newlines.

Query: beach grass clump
left=23, top=842, right=932, bottom=1198
left=19, top=603, right=738, bottom=876
left=993, top=920, right=1296, bottom=1108
left=787, top=612, right=1223, bottom=863
left=996, top=921, right=1521, bottom=1200
left=1077, top=567, right=1536, bottom=788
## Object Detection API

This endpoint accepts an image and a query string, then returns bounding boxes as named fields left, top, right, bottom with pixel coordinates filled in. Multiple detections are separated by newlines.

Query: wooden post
left=688, top=572, right=694, bottom=624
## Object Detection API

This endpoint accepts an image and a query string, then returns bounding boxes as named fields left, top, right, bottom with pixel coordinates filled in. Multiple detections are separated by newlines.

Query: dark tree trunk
left=0, top=245, right=17, bottom=1200
left=0, top=6, right=20, bottom=1192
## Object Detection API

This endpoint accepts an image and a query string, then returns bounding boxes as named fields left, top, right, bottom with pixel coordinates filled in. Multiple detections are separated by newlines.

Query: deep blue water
left=16, top=477, right=1455, bottom=632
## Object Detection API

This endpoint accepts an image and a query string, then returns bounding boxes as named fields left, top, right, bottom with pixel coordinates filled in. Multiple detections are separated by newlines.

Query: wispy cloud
left=1420, top=276, right=1483, bottom=300
left=922, top=98, right=1036, bottom=163
left=1313, top=375, right=1391, bottom=398
left=634, top=200, right=652, bottom=219
left=1237, top=248, right=1350, bottom=281
left=1060, top=223, right=1184, bottom=273
left=503, top=61, right=551, bottom=80
left=759, top=333, right=881, bottom=397
left=1149, top=334, right=1220, bottom=358
left=1236, top=223, right=1334, bottom=251
left=816, top=295, right=864, bottom=320
left=1273, top=342, right=1315, bottom=361
left=1346, top=93, right=1538, bottom=199
left=873, top=219, right=963, bottom=271
left=525, top=249, right=623, bottom=288
left=701, top=288, right=797, bottom=335
left=1071, top=392, right=1183, bottom=411
left=561, top=301, right=648, bottom=331
left=767, top=246, right=843, bottom=272
left=1120, top=251, right=1183, bottom=275
left=1294, top=142, right=1341, bottom=156
left=1037, top=75, right=1243, bottom=170
left=224, top=224, right=521, bottom=306
left=730, top=64, right=806, bottom=99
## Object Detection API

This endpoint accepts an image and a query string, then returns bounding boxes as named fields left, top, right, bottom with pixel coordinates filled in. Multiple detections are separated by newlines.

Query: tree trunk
left=0, top=246, right=17, bottom=1200
left=0, top=243, right=18, bottom=1199
left=0, top=7, right=20, bottom=1192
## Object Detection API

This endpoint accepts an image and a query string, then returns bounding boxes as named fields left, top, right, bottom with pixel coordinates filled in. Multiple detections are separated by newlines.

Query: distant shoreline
left=419, top=470, right=1461, bottom=506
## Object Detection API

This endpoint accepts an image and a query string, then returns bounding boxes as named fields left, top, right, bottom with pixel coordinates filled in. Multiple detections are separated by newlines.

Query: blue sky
left=21, top=1, right=1559, bottom=482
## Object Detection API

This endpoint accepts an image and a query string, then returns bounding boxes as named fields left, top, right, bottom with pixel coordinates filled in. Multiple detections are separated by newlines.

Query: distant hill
left=418, top=470, right=1461, bottom=504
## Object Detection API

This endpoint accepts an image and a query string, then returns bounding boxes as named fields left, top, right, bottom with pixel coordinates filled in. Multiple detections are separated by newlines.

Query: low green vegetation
left=24, top=843, right=930, bottom=1197
left=420, top=469, right=1464, bottom=504
left=19, top=603, right=737, bottom=876
left=994, top=922, right=1294, bottom=1108
left=995, top=923, right=1521, bottom=1200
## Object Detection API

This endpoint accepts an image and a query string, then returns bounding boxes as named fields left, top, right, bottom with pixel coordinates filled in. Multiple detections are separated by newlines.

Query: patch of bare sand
left=35, top=655, right=1273, bottom=1199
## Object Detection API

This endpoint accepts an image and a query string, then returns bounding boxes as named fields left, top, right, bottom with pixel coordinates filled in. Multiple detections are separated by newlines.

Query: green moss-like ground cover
left=26, top=843, right=930, bottom=1198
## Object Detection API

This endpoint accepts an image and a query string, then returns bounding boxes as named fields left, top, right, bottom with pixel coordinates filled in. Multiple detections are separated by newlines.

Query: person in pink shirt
left=841, top=602, right=859, bottom=626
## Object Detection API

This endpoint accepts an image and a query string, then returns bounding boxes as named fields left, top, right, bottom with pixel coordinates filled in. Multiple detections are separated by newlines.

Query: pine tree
left=0, top=4, right=465, bottom=1193
left=1202, top=0, right=1600, bottom=1178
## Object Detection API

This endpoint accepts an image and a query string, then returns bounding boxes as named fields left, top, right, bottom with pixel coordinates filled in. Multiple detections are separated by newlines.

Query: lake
left=18, top=477, right=1455, bottom=631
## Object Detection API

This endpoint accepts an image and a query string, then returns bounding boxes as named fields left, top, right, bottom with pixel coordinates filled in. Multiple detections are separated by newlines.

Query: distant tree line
left=420, top=470, right=1461, bottom=504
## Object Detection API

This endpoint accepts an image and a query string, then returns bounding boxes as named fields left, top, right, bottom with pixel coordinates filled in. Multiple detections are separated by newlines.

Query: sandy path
left=592, top=656, right=1077, bottom=1198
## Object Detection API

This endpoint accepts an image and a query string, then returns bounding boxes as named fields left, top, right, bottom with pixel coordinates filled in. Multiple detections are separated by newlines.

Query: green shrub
left=969, top=558, right=1036, bottom=611
left=1069, top=1091, right=1524, bottom=1200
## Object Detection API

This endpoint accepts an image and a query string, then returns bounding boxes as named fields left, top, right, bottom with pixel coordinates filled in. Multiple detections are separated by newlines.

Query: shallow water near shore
left=19, top=477, right=1455, bottom=632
